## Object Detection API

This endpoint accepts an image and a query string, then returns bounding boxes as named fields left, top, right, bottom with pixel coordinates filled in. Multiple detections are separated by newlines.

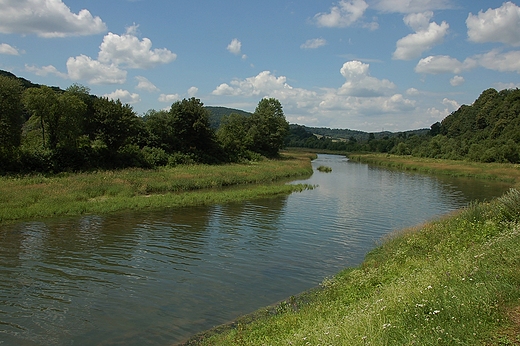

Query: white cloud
left=227, top=38, right=242, bottom=55
left=467, top=2, right=520, bottom=46
left=475, top=49, right=520, bottom=73
left=25, top=64, right=68, bottom=79
left=338, top=60, right=396, bottom=96
left=442, top=97, right=460, bottom=110
left=406, top=87, right=420, bottom=95
left=450, top=75, right=465, bottom=86
left=136, top=76, right=159, bottom=92
left=393, top=12, right=449, bottom=60
left=158, top=93, right=180, bottom=103
left=372, top=0, right=453, bottom=14
left=211, top=63, right=418, bottom=130
left=67, top=55, right=127, bottom=84
left=0, top=43, right=21, bottom=55
left=103, top=89, right=141, bottom=104
left=301, top=38, right=327, bottom=49
left=0, top=0, right=106, bottom=37
left=98, top=27, right=177, bottom=69
left=314, top=0, right=368, bottom=28
left=187, top=87, right=198, bottom=97
left=415, top=55, right=476, bottom=74
left=495, top=82, right=520, bottom=90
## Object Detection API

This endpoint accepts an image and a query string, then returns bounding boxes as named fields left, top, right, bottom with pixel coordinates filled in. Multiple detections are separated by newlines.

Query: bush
left=141, top=146, right=169, bottom=167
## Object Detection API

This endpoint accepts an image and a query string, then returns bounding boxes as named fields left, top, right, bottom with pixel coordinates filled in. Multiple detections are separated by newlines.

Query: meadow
left=181, top=154, right=520, bottom=346
left=0, top=151, right=314, bottom=224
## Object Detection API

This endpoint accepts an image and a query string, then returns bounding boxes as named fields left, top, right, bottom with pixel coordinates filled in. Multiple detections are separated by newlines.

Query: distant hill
left=295, top=125, right=429, bottom=141
left=205, top=106, right=252, bottom=129
left=0, top=69, right=62, bottom=92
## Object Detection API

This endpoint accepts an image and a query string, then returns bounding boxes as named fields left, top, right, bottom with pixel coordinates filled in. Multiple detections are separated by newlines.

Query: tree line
left=0, top=74, right=289, bottom=174
left=286, top=88, right=520, bottom=164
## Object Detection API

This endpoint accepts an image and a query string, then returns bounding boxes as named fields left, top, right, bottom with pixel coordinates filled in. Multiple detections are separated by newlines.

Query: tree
left=23, top=86, right=87, bottom=151
left=0, top=75, right=24, bottom=156
left=168, top=97, right=221, bottom=161
left=217, top=113, right=253, bottom=160
left=143, top=109, right=176, bottom=152
left=248, top=98, right=289, bottom=157
left=93, top=97, right=141, bottom=153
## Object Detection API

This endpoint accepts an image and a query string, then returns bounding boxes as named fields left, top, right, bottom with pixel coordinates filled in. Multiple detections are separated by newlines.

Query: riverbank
left=179, top=155, right=520, bottom=345
left=0, top=151, right=314, bottom=224
left=349, top=153, right=520, bottom=186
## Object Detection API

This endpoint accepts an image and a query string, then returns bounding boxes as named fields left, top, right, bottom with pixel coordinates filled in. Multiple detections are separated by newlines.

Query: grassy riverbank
left=181, top=155, right=520, bottom=346
left=0, top=151, right=314, bottom=224
left=349, top=153, right=520, bottom=186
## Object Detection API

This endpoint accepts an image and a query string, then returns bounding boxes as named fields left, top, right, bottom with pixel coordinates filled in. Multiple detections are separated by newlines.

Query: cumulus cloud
left=0, top=0, right=106, bottom=37
left=136, top=76, right=159, bottom=92
left=212, top=71, right=318, bottom=107
left=0, top=43, right=21, bottom=55
left=393, top=12, right=449, bottom=60
left=103, top=89, right=141, bottom=104
left=227, top=38, right=242, bottom=55
left=450, top=75, right=465, bottom=86
left=415, top=55, right=477, bottom=74
left=158, top=93, right=180, bottom=103
left=314, top=0, right=368, bottom=28
left=63, top=26, right=176, bottom=85
left=467, top=2, right=520, bottom=46
left=372, top=0, right=453, bottom=14
left=495, top=82, right=520, bottom=90
left=474, top=49, right=520, bottom=73
left=25, top=64, right=68, bottom=78
left=301, top=38, right=327, bottom=49
left=442, top=97, right=460, bottom=111
left=187, top=87, right=198, bottom=97
left=67, top=55, right=127, bottom=84
left=98, top=26, right=177, bottom=69
left=211, top=62, right=418, bottom=130
left=338, top=60, right=396, bottom=96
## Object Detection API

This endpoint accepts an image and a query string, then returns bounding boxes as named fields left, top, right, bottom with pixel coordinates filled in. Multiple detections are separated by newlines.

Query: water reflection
left=0, top=154, right=512, bottom=345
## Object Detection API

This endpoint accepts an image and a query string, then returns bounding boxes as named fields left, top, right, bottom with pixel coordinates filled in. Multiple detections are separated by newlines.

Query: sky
left=1, top=0, right=520, bottom=132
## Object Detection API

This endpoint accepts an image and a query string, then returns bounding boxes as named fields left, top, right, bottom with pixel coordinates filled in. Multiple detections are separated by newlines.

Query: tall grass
left=0, top=152, right=313, bottom=223
left=349, top=153, right=520, bottom=185
left=185, top=189, right=520, bottom=345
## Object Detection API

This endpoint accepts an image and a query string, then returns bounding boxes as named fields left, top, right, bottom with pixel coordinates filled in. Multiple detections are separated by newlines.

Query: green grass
left=184, top=189, right=520, bottom=346
left=0, top=151, right=314, bottom=223
left=317, top=165, right=332, bottom=173
left=348, top=153, right=520, bottom=186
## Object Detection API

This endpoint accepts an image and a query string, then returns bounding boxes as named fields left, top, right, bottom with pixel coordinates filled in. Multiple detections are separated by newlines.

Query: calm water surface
left=0, top=154, right=512, bottom=345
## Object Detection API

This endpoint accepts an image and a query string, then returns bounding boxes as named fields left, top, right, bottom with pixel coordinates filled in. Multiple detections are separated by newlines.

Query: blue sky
left=1, top=0, right=520, bottom=132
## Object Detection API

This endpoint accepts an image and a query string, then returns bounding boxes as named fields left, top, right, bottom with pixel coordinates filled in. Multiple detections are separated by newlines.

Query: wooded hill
left=286, top=88, right=520, bottom=163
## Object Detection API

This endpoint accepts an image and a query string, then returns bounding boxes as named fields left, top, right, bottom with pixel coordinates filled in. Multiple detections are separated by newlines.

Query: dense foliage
left=0, top=73, right=289, bottom=174
left=287, top=88, right=520, bottom=163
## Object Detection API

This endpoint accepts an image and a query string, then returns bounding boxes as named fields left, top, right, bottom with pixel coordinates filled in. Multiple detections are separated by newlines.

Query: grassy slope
left=182, top=154, right=520, bottom=346
left=0, top=151, right=314, bottom=224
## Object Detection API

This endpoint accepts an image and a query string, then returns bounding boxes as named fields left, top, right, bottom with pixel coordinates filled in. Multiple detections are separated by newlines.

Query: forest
left=2, top=68, right=520, bottom=175
left=286, top=88, right=520, bottom=164
left=0, top=71, right=289, bottom=174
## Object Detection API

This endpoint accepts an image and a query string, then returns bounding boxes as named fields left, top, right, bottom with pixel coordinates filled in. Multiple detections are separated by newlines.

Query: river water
left=0, top=154, right=512, bottom=345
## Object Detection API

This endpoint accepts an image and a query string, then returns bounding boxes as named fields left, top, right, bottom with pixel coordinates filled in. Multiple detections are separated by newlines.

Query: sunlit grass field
left=0, top=151, right=314, bottom=223
left=349, top=153, right=520, bottom=186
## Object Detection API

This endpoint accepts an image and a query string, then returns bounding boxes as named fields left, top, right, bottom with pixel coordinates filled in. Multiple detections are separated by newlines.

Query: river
left=0, top=154, right=512, bottom=345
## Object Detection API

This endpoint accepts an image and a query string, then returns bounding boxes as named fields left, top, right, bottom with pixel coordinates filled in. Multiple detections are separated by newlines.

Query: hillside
left=204, top=106, right=252, bottom=129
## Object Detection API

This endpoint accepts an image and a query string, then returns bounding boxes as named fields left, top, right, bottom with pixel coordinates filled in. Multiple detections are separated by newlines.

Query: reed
left=0, top=151, right=313, bottom=223
left=183, top=189, right=520, bottom=345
